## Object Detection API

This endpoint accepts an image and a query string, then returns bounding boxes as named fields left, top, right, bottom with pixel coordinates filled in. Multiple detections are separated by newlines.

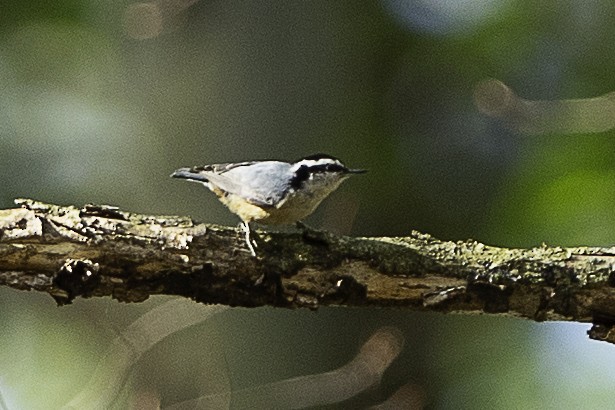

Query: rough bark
left=2, top=199, right=615, bottom=344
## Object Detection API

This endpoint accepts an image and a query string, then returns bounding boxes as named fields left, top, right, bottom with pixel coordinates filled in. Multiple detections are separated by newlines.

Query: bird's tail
left=170, top=168, right=209, bottom=182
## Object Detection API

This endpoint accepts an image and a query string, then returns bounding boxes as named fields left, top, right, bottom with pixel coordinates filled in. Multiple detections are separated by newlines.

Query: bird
left=171, top=154, right=366, bottom=256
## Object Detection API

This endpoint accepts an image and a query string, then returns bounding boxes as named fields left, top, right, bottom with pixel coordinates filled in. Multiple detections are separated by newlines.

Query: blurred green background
left=2, top=0, right=615, bottom=408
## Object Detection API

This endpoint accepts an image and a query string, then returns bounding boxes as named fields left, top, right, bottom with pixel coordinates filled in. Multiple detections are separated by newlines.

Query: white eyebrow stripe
left=291, top=158, right=342, bottom=170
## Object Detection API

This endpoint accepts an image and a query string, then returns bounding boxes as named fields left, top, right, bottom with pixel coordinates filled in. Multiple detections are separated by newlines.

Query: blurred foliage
left=3, top=0, right=615, bottom=408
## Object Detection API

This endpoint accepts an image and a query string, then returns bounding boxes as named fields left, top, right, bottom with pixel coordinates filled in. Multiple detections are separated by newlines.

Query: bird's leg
left=240, top=221, right=257, bottom=257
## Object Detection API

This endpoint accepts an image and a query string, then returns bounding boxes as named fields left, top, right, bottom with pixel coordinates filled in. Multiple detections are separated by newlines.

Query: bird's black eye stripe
left=290, top=165, right=310, bottom=190
left=290, top=164, right=348, bottom=190
left=306, top=163, right=346, bottom=173
left=324, top=164, right=345, bottom=173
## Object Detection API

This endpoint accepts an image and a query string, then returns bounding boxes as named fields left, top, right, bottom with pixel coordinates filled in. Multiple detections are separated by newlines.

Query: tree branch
left=2, top=199, right=615, bottom=344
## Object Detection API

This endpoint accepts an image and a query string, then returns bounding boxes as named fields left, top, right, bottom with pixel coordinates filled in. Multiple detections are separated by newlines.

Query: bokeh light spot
left=382, top=0, right=511, bottom=36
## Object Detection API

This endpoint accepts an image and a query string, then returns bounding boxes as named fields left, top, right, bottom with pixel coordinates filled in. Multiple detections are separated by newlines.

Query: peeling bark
left=2, top=199, right=615, bottom=344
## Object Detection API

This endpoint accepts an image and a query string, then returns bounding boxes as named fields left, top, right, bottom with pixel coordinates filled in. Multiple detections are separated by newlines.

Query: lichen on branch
left=2, top=199, right=615, bottom=344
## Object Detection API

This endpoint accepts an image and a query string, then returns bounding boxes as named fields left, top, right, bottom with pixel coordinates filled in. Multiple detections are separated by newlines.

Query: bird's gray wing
left=218, top=162, right=291, bottom=207
left=172, top=161, right=289, bottom=207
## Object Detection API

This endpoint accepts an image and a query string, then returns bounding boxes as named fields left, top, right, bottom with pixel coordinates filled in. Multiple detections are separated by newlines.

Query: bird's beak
left=347, top=169, right=367, bottom=174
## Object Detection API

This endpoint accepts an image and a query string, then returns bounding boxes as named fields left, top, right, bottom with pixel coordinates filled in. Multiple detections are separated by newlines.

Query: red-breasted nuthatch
left=172, top=154, right=366, bottom=255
